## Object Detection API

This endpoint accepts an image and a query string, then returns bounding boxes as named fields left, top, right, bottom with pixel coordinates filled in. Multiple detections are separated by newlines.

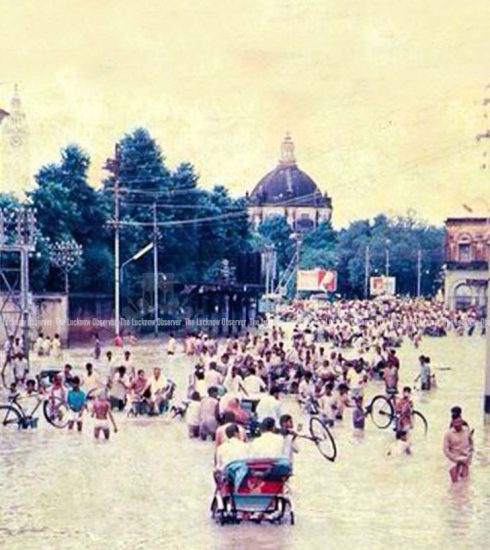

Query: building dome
left=248, top=134, right=330, bottom=208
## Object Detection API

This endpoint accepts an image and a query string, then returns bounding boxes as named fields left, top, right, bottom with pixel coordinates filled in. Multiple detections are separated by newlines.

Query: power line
left=114, top=211, right=247, bottom=228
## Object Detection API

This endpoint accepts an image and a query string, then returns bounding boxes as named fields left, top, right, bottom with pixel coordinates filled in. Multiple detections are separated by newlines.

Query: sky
left=0, top=0, right=489, bottom=227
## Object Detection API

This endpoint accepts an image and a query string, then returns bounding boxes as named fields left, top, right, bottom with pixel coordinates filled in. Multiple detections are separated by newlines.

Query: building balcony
left=445, top=260, right=489, bottom=271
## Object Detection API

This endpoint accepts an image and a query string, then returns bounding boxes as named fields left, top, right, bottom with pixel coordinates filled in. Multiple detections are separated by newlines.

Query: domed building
left=247, top=134, right=333, bottom=232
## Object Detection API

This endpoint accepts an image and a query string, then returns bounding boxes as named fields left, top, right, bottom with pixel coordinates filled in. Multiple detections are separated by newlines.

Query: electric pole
left=0, top=207, right=36, bottom=361
left=385, top=239, right=390, bottom=277
left=48, top=239, right=83, bottom=347
left=103, top=145, right=121, bottom=338
left=153, top=202, right=159, bottom=338
left=475, top=86, right=490, bottom=423
left=364, top=244, right=370, bottom=299
left=417, top=249, right=422, bottom=297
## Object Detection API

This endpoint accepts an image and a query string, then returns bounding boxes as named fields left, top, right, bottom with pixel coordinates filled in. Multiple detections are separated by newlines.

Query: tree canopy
left=2, top=128, right=444, bottom=301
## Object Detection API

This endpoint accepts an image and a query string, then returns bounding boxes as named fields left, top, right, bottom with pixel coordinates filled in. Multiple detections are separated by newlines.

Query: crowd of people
left=0, top=297, right=478, bottom=480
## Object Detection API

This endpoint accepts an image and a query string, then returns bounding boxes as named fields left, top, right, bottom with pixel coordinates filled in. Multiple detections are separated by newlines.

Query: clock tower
left=1, top=85, right=30, bottom=193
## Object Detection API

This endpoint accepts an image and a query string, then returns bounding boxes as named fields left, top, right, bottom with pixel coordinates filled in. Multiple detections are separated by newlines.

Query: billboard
left=370, top=276, right=396, bottom=296
left=297, top=268, right=337, bottom=292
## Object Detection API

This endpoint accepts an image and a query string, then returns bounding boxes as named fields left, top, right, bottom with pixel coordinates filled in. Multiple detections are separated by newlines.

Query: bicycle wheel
left=0, top=405, right=23, bottom=430
left=43, top=398, right=70, bottom=429
left=369, top=395, right=394, bottom=429
left=309, top=416, right=337, bottom=462
left=411, top=410, right=428, bottom=437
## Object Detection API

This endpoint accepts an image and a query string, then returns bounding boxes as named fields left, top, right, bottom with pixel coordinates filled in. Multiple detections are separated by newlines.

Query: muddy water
left=0, top=333, right=489, bottom=549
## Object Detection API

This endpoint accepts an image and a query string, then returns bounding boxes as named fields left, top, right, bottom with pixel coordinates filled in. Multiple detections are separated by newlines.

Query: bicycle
left=0, top=392, right=72, bottom=430
left=43, top=395, right=71, bottom=429
left=0, top=395, right=43, bottom=431
left=297, top=395, right=338, bottom=462
left=366, top=392, right=428, bottom=436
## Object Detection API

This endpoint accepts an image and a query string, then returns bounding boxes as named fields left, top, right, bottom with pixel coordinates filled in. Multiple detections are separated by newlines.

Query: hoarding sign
left=297, top=268, right=337, bottom=292
left=370, top=276, right=396, bottom=296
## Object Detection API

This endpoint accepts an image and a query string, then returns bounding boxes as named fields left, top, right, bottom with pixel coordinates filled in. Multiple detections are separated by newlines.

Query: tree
left=300, top=221, right=337, bottom=270
left=29, top=144, right=112, bottom=292
left=103, top=128, right=252, bottom=309
left=335, top=213, right=444, bottom=297
left=0, top=192, right=19, bottom=209
left=256, top=215, right=294, bottom=270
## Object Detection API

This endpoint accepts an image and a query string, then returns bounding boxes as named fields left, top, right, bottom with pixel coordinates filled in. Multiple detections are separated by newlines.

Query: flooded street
left=1, top=332, right=489, bottom=550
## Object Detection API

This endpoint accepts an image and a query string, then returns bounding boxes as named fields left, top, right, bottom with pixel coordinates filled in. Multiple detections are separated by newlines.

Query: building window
left=458, top=242, right=471, bottom=263
left=453, top=283, right=473, bottom=311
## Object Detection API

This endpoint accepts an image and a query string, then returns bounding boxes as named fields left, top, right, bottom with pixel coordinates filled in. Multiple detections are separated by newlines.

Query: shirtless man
left=92, top=391, right=118, bottom=440
left=199, top=387, right=219, bottom=441
left=443, top=416, right=473, bottom=482
left=394, top=386, right=413, bottom=433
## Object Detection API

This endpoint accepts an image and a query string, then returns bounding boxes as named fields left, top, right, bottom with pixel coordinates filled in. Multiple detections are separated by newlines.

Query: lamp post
left=463, top=199, right=490, bottom=424
left=120, top=242, right=154, bottom=328
left=48, top=239, right=83, bottom=347
left=364, top=243, right=371, bottom=299
left=263, top=244, right=275, bottom=295
left=290, top=232, right=302, bottom=298
left=385, top=238, right=391, bottom=277
left=417, top=249, right=422, bottom=297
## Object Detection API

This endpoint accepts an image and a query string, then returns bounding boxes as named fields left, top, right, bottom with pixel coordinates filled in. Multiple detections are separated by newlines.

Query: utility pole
left=385, top=239, right=390, bottom=277
left=294, top=235, right=301, bottom=298
left=364, top=244, right=370, bottom=299
left=417, top=249, right=422, bottom=297
left=0, top=207, right=36, bottom=361
left=20, top=244, right=29, bottom=359
left=475, top=86, right=490, bottom=423
left=48, top=239, right=83, bottom=348
left=153, top=202, right=159, bottom=338
left=104, top=145, right=121, bottom=338
left=265, top=254, right=270, bottom=296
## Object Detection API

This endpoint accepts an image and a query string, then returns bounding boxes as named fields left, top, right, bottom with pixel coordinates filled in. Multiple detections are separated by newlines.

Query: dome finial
left=280, top=133, right=296, bottom=165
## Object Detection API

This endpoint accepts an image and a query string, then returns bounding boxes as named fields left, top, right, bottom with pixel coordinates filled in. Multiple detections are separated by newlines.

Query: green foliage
left=256, top=214, right=294, bottom=270
left=336, top=213, right=444, bottom=297
left=300, top=221, right=337, bottom=270
left=103, top=128, right=251, bottom=307
left=0, top=192, right=20, bottom=209
left=29, top=144, right=112, bottom=292
left=15, top=127, right=445, bottom=302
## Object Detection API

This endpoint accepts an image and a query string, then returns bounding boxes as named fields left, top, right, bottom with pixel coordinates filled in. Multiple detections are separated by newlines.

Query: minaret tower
left=1, top=84, right=30, bottom=193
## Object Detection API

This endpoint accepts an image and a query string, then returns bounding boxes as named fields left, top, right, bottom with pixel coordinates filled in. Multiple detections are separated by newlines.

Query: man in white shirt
left=249, top=417, right=285, bottom=459
left=216, top=424, right=248, bottom=469
left=148, top=367, right=172, bottom=414
left=242, top=367, right=266, bottom=397
left=205, top=362, right=223, bottom=390
left=256, top=386, right=282, bottom=424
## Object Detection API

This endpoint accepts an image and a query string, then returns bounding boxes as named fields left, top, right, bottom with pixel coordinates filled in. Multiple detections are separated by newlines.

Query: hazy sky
left=1, top=0, right=489, bottom=226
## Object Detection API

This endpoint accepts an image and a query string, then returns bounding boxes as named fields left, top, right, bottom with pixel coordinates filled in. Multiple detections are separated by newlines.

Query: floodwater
left=1, top=333, right=489, bottom=550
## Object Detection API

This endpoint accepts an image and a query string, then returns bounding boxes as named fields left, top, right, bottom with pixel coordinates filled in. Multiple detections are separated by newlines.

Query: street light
left=385, top=238, right=391, bottom=277
left=48, top=239, right=83, bottom=295
left=290, top=232, right=302, bottom=298
left=48, top=239, right=83, bottom=348
left=120, top=242, right=153, bottom=284
left=463, top=199, right=490, bottom=424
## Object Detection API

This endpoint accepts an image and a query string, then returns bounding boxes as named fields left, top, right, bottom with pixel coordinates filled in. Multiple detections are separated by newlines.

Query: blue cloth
left=67, top=389, right=86, bottom=412
left=224, top=459, right=291, bottom=492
